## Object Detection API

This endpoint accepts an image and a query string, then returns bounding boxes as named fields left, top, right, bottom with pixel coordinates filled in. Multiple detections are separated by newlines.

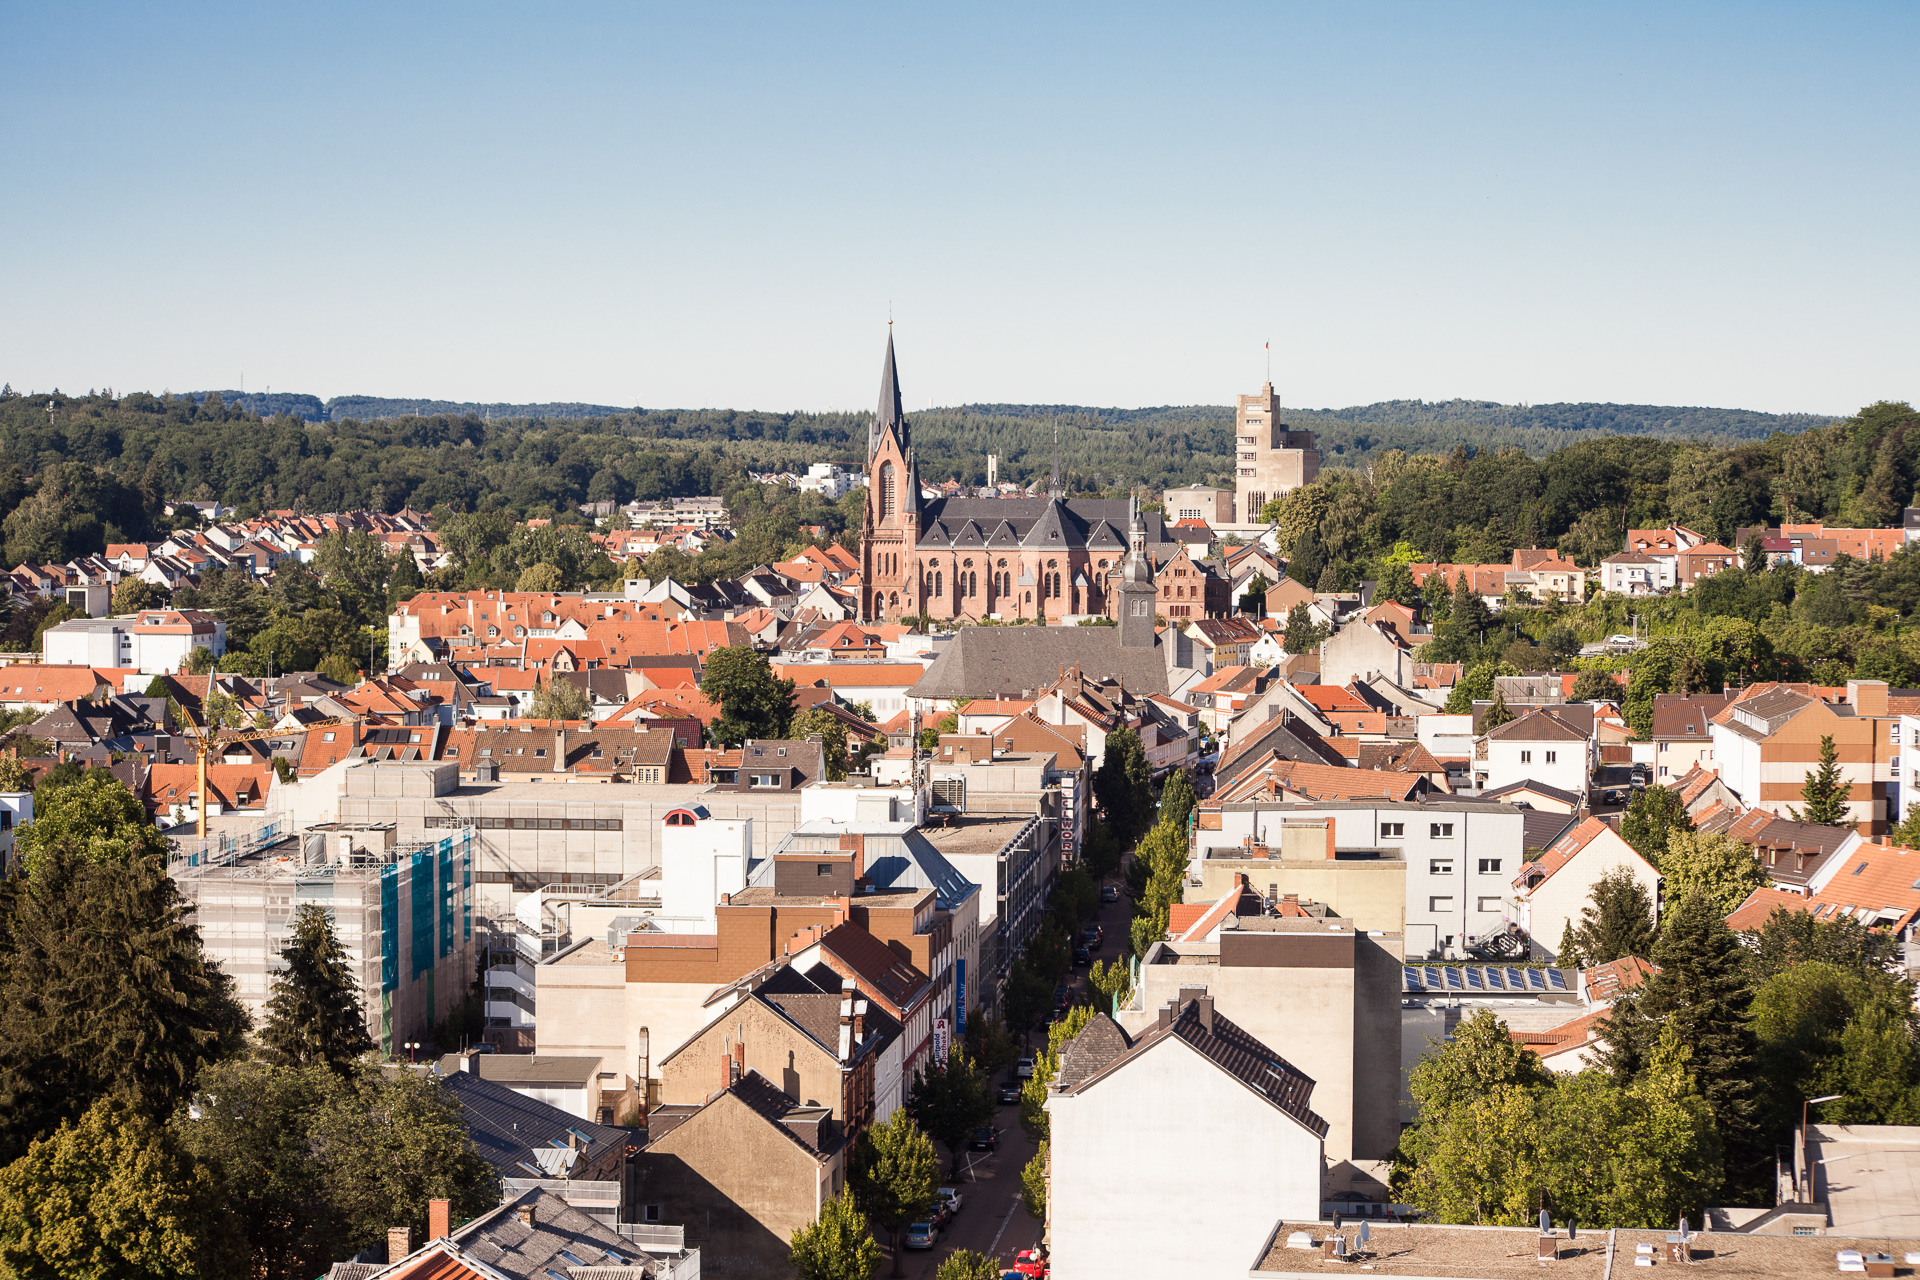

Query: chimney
left=517, top=1203, right=535, bottom=1228
left=730, top=1039, right=744, bottom=1084
left=387, top=1227, right=412, bottom=1262
left=1156, top=1001, right=1174, bottom=1030
left=853, top=998, right=868, bottom=1044
left=839, top=992, right=854, bottom=1060
left=428, top=1199, right=450, bottom=1241
left=554, top=726, right=566, bottom=771
left=1195, top=993, right=1215, bottom=1033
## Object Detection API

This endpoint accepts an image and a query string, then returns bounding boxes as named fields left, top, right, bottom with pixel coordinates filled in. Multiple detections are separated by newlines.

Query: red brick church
left=858, top=332, right=1178, bottom=625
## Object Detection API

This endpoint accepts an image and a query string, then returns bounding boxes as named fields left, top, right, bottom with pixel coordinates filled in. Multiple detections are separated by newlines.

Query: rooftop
left=1809, top=1124, right=1920, bottom=1236
left=915, top=813, right=1037, bottom=859
left=1252, top=1223, right=1919, bottom=1277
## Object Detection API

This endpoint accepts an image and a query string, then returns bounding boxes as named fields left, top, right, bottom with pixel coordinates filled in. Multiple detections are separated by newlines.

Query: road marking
left=989, top=1191, right=1022, bottom=1255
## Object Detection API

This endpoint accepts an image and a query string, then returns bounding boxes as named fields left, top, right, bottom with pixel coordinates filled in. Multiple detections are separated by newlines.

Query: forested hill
left=170, top=390, right=1835, bottom=487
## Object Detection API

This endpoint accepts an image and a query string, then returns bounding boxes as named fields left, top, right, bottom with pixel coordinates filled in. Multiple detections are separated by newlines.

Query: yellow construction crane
left=174, top=715, right=355, bottom=837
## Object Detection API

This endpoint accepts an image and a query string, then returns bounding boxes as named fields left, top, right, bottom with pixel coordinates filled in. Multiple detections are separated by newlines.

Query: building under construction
left=171, top=822, right=475, bottom=1055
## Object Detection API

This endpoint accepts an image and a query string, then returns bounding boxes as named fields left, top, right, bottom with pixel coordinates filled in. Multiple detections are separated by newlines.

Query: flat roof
left=727, top=885, right=929, bottom=908
left=442, top=1054, right=603, bottom=1087
left=1810, top=1125, right=1920, bottom=1236
left=915, top=814, right=1036, bottom=859
left=1217, top=799, right=1525, bottom=816
left=1253, top=1223, right=1920, bottom=1277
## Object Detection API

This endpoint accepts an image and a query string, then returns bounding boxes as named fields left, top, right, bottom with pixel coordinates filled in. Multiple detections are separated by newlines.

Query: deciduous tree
left=791, top=707, right=851, bottom=781
left=906, top=1047, right=992, bottom=1179
left=1620, top=785, right=1693, bottom=864
left=790, top=1187, right=880, bottom=1280
left=850, top=1108, right=939, bottom=1277
left=0, top=1097, right=243, bottom=1280
left=1019, top=1144, right=1048, bottom=1221
left=529, top=673, right=591, bottom=721
left=700, top=646, right=796, bottom=747
left=1658, top=829, right=1765, bottom=915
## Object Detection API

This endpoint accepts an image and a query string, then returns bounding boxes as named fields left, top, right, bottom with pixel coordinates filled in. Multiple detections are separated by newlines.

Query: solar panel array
left=1402, top=965, right=1572, bottom=993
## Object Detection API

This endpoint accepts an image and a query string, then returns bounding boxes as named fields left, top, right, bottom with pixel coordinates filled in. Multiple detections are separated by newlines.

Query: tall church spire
left=871, top=327, right=908, bottom=462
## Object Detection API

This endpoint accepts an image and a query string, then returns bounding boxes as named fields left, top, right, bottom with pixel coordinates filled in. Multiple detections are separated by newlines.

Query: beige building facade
left=1234, top=382, right=1319, bottom=528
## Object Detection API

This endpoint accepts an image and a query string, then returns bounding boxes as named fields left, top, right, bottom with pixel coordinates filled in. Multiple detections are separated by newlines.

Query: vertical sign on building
left=933, top=1016, right=950, bottom=1062
left=1060, top=779, right=1076, bottom=861
left=954, top=959, right=967, bottom=1034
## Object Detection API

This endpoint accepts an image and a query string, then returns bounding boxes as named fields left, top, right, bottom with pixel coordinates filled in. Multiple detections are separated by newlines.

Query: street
left=888, top=874, right=1137, bottom=1277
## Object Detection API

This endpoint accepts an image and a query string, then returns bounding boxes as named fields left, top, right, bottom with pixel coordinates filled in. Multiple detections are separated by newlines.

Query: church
left=858, top=333, right=1181, bottom=625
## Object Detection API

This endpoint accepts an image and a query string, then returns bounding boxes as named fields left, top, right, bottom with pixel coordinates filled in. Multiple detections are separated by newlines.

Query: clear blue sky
left=3, top=2, right=1914, bottom=416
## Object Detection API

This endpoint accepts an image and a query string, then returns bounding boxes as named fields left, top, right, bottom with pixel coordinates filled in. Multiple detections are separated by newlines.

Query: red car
left=1011, top=1247, right=1049, bottom=1277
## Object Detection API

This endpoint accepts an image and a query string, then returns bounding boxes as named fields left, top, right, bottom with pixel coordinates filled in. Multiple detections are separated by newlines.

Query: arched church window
left=880, top=463, right=896, bottom=516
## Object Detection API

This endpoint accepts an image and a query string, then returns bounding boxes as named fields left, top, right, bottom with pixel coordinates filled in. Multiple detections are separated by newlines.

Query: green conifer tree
left=260, top=903, right=374, bottom=1073
left=1792, top=734, right=1850, bottom=827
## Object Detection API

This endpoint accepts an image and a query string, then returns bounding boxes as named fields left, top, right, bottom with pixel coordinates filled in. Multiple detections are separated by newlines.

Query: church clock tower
left=860, top=330, right=921, bottom=621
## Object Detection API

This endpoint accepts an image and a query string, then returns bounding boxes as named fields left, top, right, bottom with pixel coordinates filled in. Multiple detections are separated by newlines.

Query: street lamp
left=404, top=1041, right=421, bottom=1065
left=1801, top=1095, right=1842, bottom=1199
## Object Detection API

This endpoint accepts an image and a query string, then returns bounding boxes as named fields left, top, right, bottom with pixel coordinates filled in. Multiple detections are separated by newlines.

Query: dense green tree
left=515, top=562, right=564, bottom=593
left=937, top=1248, right=1004, bottom=1280
left=1001, top=957, right=1052, bottom=1040
left=700, top=646, right=796, bottom=747
left=1377, top=560, right=1419, bottom=611
left=311, top=529, right=393, bottom=626
left=1157, top=768, right=1197, bottom=830
left=1480, top=689, right=1514, bottom=730
left=791, top=707, right=851, bottom=781
left=528, top=673, right=591, bottom=721
left=0, top=845, right=249, bottom=1161
left=1571, top=867, right=1656, bottom=965
left=1600, top=892, right=1758, bottom=1188
left=1744, top=904, right=1903, bottom=981
left=907, top=1047, right=993, bottom=1178
left=0, top=1097, right=243, bottom=1280
left=260, top=903, right=375, bottom=1074
left=790, top=1187, right=880, bottom=1280
left=175, top=1060, right=494, bottom=1275
left=306, top=1069, right=497, bottom=1252
left=111, top=577, right=164, bottom=613
left=1020, top=1144, right=1048, bottom=1221
left=1556, top=921, right=1582, bottom=970
left=1792, top=734, right=1850, bottom=826
left=1658, top=829, right=1765, bottom=914
left=1620, top=784, right=1693, bottom=864
left=185, top=643, right=217, bottom=673
left=850, top=1108, right=939, bottom=1277
left=1238, top=572, right=1269, bottom=616
left=1092, top=728, right=1152, bottom=841
left=1280, top=603, right=1325, bottom=656
left=1443, top=660, right=1517, bottom=714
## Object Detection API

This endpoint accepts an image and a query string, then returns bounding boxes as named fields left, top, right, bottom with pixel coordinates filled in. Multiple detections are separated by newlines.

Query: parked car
left=996, top=1078, right=1023, bottom=1104
left=1100, top=884, right=1119, bottom=903
left=1012, top=1246, right=1049, bottom=1276
left=1072, top=946, right=1091, bottom=967
left=1015, top=1057, right=1035, bottom=1079
left=904, top=1222, right=940, bottom=1250
left=930, top=1199, right=954, bottom=1228
left=970, top=1125, right=998, bottom=1151
left=936, top=1186, right=963, bottom=1216
left=1080, top=924, right=1103, bottom=947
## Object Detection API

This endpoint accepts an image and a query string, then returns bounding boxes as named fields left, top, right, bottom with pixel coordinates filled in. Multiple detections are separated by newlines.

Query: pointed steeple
left=871, top=328, right=908, bottom=462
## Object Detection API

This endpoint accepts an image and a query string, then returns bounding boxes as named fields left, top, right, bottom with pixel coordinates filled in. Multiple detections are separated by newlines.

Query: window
left=1380, top=822, right=1405, bottom=838
left=1430, top=860, right=1454, bottom=876
left=1478, top=858, right=1502, bottom=874
left=1429, top=896, right=1455, bottom=912
left=323, top=732, right=336, bottom=742
left=1477, top=896, right=1504, bottom=913
left=533, top=748, right=547, bottom=758
left=644, top=1205, right=661, bottom=1224
left=1544, top=751, right=1557, bottom=764
left=1431, top=823, right=1454, bottom=838
left=1519, top=750, right=1532, bottom=764
left=1658, top=765, right=1669, bottom=777
left=817, top=864, right=834, bottom=876
left=750, top=773, right=778, bottom=788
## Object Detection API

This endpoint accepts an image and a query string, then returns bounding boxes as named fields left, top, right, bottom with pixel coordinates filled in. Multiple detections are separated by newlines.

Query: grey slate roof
left=908, top=626, right=1175, bottom=700
left=1058, top=999, right=1329, bottom=1138
left=1057, top=1013, right=1132, bottom=1087
left=438, top=1068, right=632, bottom=1180
left=912, top=495, right=1173, bottom=553
left=447, top=1189, right=654, bottom=1279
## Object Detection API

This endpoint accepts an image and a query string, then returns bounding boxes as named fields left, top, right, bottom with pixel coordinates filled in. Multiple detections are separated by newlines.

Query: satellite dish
left=1539, top=1209, right=1551, bottom=1234
left=1332, top=1213, right=1343, bottom=1233
left=1358, top=1223, right=1371, bottom=1248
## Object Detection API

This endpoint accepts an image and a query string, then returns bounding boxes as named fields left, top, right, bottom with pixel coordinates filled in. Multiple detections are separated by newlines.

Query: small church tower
left=860, top=330, right=921, bottom=621
left=1116, top=491, right=1157, bottom=648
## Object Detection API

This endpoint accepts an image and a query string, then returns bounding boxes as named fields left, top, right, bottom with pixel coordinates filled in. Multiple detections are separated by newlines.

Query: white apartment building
left=1476, top=708, right=1594, bottom=806
left=41, top=610, right=228, bottom=675
left=1200, top=799, right=1535, bottom=959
